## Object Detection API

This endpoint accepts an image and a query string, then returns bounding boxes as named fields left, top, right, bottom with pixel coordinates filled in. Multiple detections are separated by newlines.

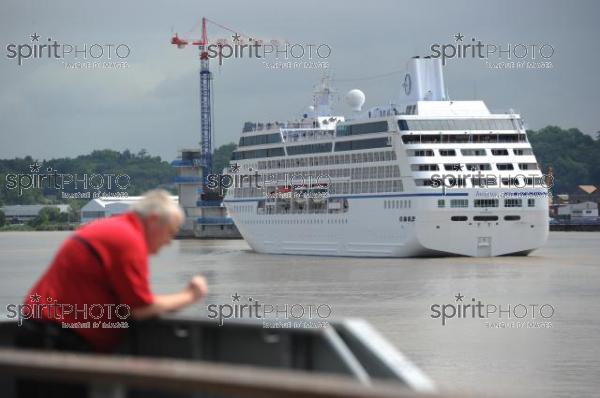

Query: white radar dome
left=346, top=89, right=366, bottom=112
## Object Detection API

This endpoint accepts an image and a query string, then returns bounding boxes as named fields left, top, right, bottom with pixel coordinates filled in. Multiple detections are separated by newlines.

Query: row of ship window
left=259, top=166, right=401, bottom=182
left=234, top=134, right=529, bottom=159
left=257, top=151, right=397, bottom=170
left=238, top=133, right=282, bottom=146
left=436, top=198, right=535, bottom=208
left=401, top=133, right=527, bottom=144
left=231, top=179, right=404, bottom=198
left=415, top=176, right=545, bottom=187
left=408, top=148, right=533, bottom=157
left=344, top=119, right=520, bottom=134
left=411, top=163, right=539, bottom=172
left=232, top=139, right=391, bottom=160
left=450, top=215, right=522, bottom=222
left=238, top=119, right=522, bottom=148
left=233, top=138, right=393, bottom=160
left=239, top=219, right=349, bottom=225
left=293, top=180, right=404, bottom=194
left=231, top=198, right=534, bottom=212
left=384, top=198, right=534, bottom=209
left=398, top=119, right=521, bottom=131
left=384, top=200, right=412, bottom=209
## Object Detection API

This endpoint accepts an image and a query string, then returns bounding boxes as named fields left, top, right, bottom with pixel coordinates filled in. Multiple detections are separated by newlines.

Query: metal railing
left=0, top=348, right=457, bottom=398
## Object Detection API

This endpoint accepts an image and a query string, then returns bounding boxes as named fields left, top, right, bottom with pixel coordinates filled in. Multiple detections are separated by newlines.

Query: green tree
left=0, top=210, right=5, bottom=227
left=65, top=200, right=82, bottom=223
left=27, top=206, right=61, bottom=227
left=213, top=143, right=237, bottom=174
left=528, top=126, right=599, bottom=193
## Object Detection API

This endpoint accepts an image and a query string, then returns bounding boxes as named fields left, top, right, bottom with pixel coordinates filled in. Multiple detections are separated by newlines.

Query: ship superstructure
left=223, top=57, right=549, bottom=257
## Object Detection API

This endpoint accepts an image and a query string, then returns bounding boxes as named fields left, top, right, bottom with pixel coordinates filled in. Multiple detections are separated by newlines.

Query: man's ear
left=146, top=213, right=162, bottom=227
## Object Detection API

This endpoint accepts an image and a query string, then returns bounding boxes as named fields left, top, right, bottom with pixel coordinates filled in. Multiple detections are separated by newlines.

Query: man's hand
left=188, top=275, right=208, bottom=300
left=132, top=274, right=208, bottom=320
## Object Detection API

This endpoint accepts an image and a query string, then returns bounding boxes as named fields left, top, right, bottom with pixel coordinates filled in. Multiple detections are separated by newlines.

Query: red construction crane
left=170, top=17, right=284, bottom=178
left=171, top=17, right=284, bottom=65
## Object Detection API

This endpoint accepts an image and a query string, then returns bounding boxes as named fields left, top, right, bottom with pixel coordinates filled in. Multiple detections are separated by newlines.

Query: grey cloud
left=1, top=0, right=598, bottom=161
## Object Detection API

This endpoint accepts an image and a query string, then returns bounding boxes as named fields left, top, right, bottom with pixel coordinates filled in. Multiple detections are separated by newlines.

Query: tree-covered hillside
left=528, top=126, right=600, bottom=194
left=0, top=149, right=176, bottom=205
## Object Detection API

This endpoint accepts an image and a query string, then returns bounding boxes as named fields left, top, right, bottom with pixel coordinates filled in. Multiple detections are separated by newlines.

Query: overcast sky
left=1, top=0, right=598, bottom=161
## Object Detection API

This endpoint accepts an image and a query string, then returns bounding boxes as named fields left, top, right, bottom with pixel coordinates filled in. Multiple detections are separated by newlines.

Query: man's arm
left=131, top=275, right=208, bottom=320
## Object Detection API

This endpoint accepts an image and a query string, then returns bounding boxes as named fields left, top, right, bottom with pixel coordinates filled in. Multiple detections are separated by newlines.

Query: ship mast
left=313, top=74, right=335, bottom=117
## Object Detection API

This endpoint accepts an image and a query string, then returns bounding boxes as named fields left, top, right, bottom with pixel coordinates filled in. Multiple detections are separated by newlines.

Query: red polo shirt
left=23, top=212, right=154, bottom=352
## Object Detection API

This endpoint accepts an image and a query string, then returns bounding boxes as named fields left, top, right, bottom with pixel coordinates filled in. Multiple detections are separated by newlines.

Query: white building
left=557, top=201, right=598, bottom=219
left=80, top=196, right=178, bottom=224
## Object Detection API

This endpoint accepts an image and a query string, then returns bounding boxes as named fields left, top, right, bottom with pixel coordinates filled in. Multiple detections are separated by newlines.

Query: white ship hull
left=225, top=191, right=548, bottom=257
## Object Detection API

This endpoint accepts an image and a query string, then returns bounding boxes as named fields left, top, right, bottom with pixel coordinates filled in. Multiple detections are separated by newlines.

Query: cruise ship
left=223, top=57, right=549, bottom=257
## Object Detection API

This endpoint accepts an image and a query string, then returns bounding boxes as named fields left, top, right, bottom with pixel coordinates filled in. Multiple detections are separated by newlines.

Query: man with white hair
left=17, top=189, right=208, bottom=354
left=16, top=189, right=208, bottom=397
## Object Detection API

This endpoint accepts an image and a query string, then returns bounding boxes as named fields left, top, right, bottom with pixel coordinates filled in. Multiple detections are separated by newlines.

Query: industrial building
left=172, top=148, right=240, bottom=238
left=552, top=185, right=600, bottom=220
left=80, top=196, right=178, bottom=224
left=0, top=204, right=71, bottom=224
left=556, top=201, right=599, bottom=219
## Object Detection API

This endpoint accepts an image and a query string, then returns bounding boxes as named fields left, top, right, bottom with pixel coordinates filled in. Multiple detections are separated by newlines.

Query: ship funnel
left=401, top=57, right=447, bottom=102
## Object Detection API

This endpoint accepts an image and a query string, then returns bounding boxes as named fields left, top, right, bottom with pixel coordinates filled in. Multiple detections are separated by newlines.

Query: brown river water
left=0, top=231, right=599, bottom=397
